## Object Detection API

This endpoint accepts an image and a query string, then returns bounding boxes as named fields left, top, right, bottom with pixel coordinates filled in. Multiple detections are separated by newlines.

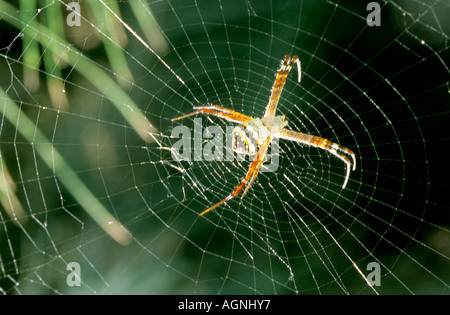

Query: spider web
left=0, top=0, right=449, bottom=294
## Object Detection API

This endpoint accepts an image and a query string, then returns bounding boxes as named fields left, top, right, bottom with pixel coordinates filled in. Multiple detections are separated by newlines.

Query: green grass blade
left=19, top=0, right=40, bottom=92
left=129, top=0, right=169, bottom=55
left=0, top=0, right=157, bottom=143
left=85, top=0, right=134, bottom=88
left=42, top=0, right=68, bottom=109
left=0, top=88, right=131, bottom=245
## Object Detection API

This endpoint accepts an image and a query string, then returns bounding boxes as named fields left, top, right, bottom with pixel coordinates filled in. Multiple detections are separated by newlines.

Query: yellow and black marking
left=232, top=118, right=271, bottom=155
left=232, top=125, right=257, bottom=154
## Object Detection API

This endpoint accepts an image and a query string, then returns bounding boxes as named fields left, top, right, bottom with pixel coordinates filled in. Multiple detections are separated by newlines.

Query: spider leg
left=172, top=105, right=252, bottom=124
left=264, top=55, right=301, bottom=117
left=278, top=128, right=356, bottom=189
left=240, top=136, right=271, bottom=198
left=200, top=136, right=271, bottom=216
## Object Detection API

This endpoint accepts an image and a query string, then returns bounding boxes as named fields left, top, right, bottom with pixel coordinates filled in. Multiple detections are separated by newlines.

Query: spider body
left=232, top=116, right=282, bottom=155
left=172, top=55, right=356, bottom=215
left=232, top=124, right=258, bottom=155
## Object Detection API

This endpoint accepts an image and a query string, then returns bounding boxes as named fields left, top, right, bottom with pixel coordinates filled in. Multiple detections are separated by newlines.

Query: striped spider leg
left=199, top=135, right=272, bottom=216
left=172, top=105, right=252, bottom=124
left=264, top=55, right=301, bottom=117
left=277, top=129, right=356, bottom=189
left=172, top=55, right=356, bottom=215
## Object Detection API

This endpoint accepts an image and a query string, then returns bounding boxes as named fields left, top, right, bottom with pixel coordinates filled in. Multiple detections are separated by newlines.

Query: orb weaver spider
left=172, top=55, right=356, bottom=215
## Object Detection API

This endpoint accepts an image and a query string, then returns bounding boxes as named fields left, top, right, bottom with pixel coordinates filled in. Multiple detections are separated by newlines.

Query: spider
left=172, top=55, right=356, bottom=216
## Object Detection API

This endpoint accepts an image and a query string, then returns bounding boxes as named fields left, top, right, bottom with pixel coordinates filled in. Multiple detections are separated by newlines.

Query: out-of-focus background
left=0, top=0, right=448, bottom=294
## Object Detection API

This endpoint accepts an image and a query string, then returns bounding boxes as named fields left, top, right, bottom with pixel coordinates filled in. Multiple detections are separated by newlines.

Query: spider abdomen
left=232, top=118, right=270, bottom=155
